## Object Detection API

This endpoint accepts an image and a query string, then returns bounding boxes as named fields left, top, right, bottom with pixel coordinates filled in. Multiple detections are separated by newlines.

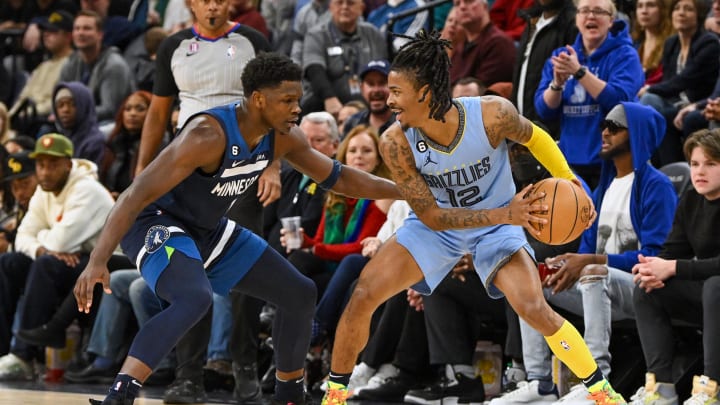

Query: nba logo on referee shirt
left=145, top=225, right=170, bottom=253
left=226, top=45, right=237, bottom=60
left=187, top=42, right=199, bottom=56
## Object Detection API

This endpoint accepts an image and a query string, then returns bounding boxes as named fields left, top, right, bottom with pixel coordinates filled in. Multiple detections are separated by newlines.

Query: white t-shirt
left=596, top=173, right=638, bottom=254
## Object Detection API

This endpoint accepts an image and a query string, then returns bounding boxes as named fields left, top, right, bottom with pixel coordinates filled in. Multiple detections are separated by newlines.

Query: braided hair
left=392, top=30, right=453, bottom=122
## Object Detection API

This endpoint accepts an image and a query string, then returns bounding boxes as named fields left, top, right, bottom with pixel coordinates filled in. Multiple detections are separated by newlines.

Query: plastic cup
left=280, top=216, right=302, bottom=250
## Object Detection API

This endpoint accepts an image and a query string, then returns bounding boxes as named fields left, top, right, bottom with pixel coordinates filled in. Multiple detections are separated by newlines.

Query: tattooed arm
left=379, top=124, right=546, bottom=233
left=481, top=96, right=533, bottom=147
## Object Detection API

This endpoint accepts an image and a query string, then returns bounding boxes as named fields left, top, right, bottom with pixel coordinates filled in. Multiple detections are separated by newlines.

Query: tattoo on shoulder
left=485, top=100, right=525, bottom=147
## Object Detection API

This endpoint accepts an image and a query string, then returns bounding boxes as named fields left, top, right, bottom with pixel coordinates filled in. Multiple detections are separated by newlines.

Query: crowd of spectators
left=0, top=0, right=718, bottom=404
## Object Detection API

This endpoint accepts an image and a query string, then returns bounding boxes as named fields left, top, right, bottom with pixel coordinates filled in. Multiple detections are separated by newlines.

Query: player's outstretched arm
left=380, top=124, right=547, bottom=232
left=280, top=127, right=402, bottom=200
left=74, top=115, right=226, bottom=313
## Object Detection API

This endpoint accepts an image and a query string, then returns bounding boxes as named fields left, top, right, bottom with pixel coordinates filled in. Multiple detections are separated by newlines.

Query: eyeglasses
left=599, top=119, right=627, bottom=134
left=577, top=7, right=613, bottom=17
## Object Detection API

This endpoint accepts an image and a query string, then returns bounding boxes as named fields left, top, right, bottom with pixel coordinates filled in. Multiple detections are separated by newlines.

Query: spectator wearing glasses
left=491, top=102, right=676, bottom=405
left=535, top=0, right=643, bottom=189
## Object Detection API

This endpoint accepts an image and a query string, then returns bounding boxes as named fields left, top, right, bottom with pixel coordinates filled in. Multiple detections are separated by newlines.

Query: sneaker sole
left=405, top=396, right=460, bottom=405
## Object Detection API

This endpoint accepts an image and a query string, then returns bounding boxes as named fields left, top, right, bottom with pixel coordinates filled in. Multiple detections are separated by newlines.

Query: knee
left=702, top=276, right=720, bottom=304
left=579, top=264, right=607, bottom=284
left=511, top=293, right=550, bottom=324
left=128, top=277, right=151, bottom=303
left=289, top=275, right=317, bottom=314
left=109, top=270, right=139, bottom=293
left=173, top=284, right=213, bottom=318
left=639, top=92, right=661, bottom=108
left=347, top=280, right=384, bottom=314
left=33, top=254, right=62, bottom=270
left=633, top=282, right=652, bottom=307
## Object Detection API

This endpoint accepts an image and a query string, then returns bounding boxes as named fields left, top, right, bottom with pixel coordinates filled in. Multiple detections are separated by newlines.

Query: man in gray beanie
left=492, top=102, right=678, bottom=405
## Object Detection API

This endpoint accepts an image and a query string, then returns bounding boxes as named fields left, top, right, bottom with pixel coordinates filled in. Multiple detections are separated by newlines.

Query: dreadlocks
left=392, top=30, right=453, bottom=122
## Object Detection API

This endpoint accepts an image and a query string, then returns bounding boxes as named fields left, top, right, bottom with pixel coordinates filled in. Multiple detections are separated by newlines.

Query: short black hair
left=241, top=52, right=303, bottom=95
left=391, top=30, right=453, bottom=122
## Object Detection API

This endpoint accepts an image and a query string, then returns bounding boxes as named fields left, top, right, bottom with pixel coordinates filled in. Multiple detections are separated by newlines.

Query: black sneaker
left=88, top=397, right=133, bottom=405
left=65, top=364, right=119, bottom=384
left=233, top=362, right=261, bottom=403
left=15, top=324, right=66, bottom=348
left=270, top=391, right=313, bottom=405
left=356, top=374, right=415, bottom=402
left=404, top=366, right=485, bottom=405
left=163, top=378, right=207, bottom=404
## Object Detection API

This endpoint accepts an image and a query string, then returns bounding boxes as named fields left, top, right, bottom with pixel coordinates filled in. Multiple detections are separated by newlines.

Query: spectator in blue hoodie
left=50, top=82, right=106, bottom=166
left=491, top=102, right=677, bottom=405
left=534, top=0, right=644, bottom=189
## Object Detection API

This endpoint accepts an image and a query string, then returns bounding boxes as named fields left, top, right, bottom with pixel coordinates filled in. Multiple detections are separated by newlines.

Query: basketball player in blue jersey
left=321, top=30, right=626, bottom=405
left=72, top=53, right=401, bottom=405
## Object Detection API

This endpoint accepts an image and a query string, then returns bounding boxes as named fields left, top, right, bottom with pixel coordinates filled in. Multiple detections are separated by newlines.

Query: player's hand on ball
left=509, top=184, right=548, bottom=235
left=74, top=262, right=112, bottom=314
left=570, top=178, right=597, bottom=228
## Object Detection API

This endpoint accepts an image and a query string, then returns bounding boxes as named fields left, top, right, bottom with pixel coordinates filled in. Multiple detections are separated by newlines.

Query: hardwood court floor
left=0, top=381, right=338, bottom=405
left=0, top=388, right=165, bottom=405
left=0, top=380, right=236, bottom=405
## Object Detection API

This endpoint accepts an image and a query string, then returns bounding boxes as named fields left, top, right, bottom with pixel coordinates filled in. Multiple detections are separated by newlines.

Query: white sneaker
left=553, top=384, right=593, bottom=405
left=0, top=353, right=34, bottom=381
left=629, top=373, right=678, bottom=405
left=684, top=376, right=719, bottom=405
left=348, top=362, right=376, bottom=392
left=488, top=380, right=559, bottom=405
left=353, top=363, right=399, bottom=397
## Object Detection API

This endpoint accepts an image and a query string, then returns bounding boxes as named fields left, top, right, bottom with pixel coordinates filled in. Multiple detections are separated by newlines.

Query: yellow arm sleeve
left=521, top=124, right=576, bottom=181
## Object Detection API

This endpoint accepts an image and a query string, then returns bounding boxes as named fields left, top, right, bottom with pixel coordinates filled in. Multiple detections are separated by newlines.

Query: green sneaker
left=587, top=380, right=626, bottom=405
left=321, top=381, right=349, bottom=405
left=629, top=373, right=678, bottom=405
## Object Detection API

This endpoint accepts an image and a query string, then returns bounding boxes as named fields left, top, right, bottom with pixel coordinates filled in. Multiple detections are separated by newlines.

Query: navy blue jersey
left=152, top=102, right=274, bottom=233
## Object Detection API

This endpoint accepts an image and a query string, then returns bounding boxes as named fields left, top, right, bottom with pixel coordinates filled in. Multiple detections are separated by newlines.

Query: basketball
left=528, top=178, right=594, bottom=245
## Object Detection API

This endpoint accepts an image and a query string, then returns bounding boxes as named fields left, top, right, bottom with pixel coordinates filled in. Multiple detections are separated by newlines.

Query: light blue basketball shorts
left=396, top=215, right=534, bottom=298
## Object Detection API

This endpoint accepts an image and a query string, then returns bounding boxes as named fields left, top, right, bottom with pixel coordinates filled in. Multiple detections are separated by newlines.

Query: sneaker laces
left=588, top=382, right=626, bottom=405
left=685, top=391, right=717, bottom=405
left=629, top=385, right=662, bottom=405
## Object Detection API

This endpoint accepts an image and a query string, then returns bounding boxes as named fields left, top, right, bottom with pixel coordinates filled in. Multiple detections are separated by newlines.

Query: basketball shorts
left=396, top=215, right=534, bottom=298
left=121, top=207, right=267, bottom=296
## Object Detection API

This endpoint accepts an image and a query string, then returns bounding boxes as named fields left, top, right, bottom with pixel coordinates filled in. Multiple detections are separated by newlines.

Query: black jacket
left=647, top=30, right=720, bottom=104
left=511, top=1, right=578, bottom=138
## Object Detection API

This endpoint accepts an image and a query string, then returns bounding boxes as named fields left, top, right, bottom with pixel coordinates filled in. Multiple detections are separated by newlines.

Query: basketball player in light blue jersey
left=321, top=30, right=627, bottom=405
left=72, top=53, right=401, bottom=405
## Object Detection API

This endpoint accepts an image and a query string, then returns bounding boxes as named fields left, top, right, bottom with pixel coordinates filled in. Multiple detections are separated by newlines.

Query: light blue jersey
left=396, top=97, right=533, bottom=298
left=406, top=98, right=515, bottom=210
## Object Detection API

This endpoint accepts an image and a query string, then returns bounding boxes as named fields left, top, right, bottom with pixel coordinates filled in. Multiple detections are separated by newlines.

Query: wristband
left=318, top=159, right=342, bottom=190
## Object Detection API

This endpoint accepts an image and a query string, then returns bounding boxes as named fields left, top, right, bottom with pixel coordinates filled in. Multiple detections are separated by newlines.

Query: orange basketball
left=528, top=178, right=594, bottom=245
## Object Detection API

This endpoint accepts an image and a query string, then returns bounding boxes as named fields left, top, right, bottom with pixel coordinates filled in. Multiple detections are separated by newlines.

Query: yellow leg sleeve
left=544, top=320, right=597, bottom=380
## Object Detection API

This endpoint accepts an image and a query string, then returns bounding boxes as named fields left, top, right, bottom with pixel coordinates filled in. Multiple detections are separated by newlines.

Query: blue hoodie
left=578, top=102, right=676, bottom=271
left=534, top=20, right=644, bottom=166
left=52, top=82, right=106, bottom=166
